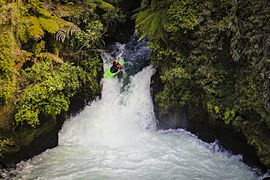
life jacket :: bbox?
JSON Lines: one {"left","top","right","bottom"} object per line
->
{"left": 116, "top": 63, "right": 122, "bottom": 68}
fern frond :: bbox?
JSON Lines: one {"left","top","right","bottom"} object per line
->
{"left": 63, "top": 23, "right": 80, "bottom": 36}
{"left": 37, "top": 52, "right": 63, "bottom": 64}
{"left": 55, "top": 19, "right": 80, "bottom": 42}
{"left": 33, "top": 6, "right": 52, "bottom": 17}
{"left": 138, "top": 32, "right": 147, "bottom": 41}
{"left": 135, "top": 9, "right": 154, "bottom": 28}
{"left": 28, "top": 16, "right": 44, "bottom": 40}
{"left": 135, "top": 8, "right": 168, "bottom": 42}
{"left": 39, "top": 17, "right": 59, "bottom": 34}
{"left": 98, "top": 1, "right": 115, "bottom": 11}
{"left": 150, "top": 10, "right": 162, "bottom": 34}
{"left": 55, "top": 30, "right": 66, "bottom": 43}
{"left": 133, "top": 9, "right": 150, "bottom": 22}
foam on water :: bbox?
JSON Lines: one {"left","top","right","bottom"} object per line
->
{"left": 6, "top": 43, "right": 262, "bottom": 180}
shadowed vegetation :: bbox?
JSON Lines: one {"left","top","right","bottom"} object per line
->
{"left": 134, "top": 0, "right": 270, "bottom": 168}
{"left": 0, "top": 0, "right": 125, "bottom": 159}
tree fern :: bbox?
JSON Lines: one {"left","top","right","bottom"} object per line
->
{"left": 55, "top": 30, "right": 66, "bottom": 43}
{"left": 27, "top": 16, "right": 44, "bottom": 40}
{"left": 30, "top": 1, "right": 52, "bottom": 18}
{"left": 39, "top": 17, "right": 59, "bottom": 34}
{"left": 54, "top": 18, "right": 80, "bottom": 42}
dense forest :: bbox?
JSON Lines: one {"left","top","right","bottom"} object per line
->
{"left": 134, "top": 0, "right": 270, "bottom": 168}
{"left": 1, "top": 0, "right": 270, "bottom": 170}
{"left": 0, "top": 0, "right": 125, "bottom": 166}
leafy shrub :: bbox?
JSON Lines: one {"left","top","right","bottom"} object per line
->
{"left": 0, "top": 138, "right": 14, "bottom": 153}
{"left": 15, "top": 61, "right": 82, "bottom": 127}
{"left": 0, "top": 32, "right": 17, "bottom": 104}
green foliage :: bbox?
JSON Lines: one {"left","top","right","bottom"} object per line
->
{"left": 0, "top": 32, "right": 17, "bottom": 104}
{"left": 27, "top": 16, "right": 44, "bottom": 40}
{"left": 156, "top": 67, "right": 192, "bottom": 114}
{"left": 141, "top": 0, "right": 270, "bottom": 168}
{"left": 0, "top": 79, "right": 16, "bottom": 105}
{"left": 0, "top": 0, "right": 123, "bottom": 130}
{"left": 134, "top": 8, "right": 168, "bottom": 42}
{"left": 36, "top": 52, "right": 64, "bottom": 63}
{"left": 0, "top": 138, "right": 14, "bottom": 153}
{"left": 15, "top": 61, "right": 82, "bottom": 127}
{"left": 166, "top": 0, "right": 201, "bottom": 32}
{"left": 55, "top": 22, "right": 80, "bottom": 42}
{"left": 134, "top": 0, "right": 202, "bottom": 42}
{"left": 144, "top": 0, "right": 270, "bottom": 158}
{"left": 33, "top": 40, "right": 46, "bottom": 54}
{"left": 75, "top": 20, "right": 104, "bottom": 49}
{"left": 39, "top": 17, "right": 60, "bottom": 34}
{"left": 0, "top": 2, "right": 20, "bottom": 26}
{"left": 98, "top": 1, "right": 115, "bottom": 11}
{"left": 18, "top": 22, "right": 30, "bottom": 43}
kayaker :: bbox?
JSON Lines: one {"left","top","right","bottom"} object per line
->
{"left": 110, "top": 60, "right": 122, "bottom": 73}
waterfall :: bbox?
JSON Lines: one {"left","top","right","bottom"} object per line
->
{"left": 6, "top": 40, "right": 261, "bottom": 180}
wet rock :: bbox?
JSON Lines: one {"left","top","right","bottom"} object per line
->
{"left": 151, "top": 70, "right": 268, "bottom": 174}
{"left": 0, "top": 161, "right": 7, "bottom": 169}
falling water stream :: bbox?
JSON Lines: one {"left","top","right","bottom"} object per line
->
{"left": 4, "top": 39, "right": 263, "bottom": 179}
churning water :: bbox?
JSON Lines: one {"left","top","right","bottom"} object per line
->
{"left": 5, "top": 40, "right": 262, "bottom": 179}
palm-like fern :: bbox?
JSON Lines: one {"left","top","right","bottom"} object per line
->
{"left": 55, "top": 19, "right": 80, "bottom": 42}
{"left": 134, "top": 8, "right": 169, "bottom": 42}
{"left": 39, "top": 17, "right": 60, "bottom": 34}
{"left": 22, "top": 0, "right": 80, "bottom": 42}
{"left": 28, "top": 16, "right": 44, "bottom": 40}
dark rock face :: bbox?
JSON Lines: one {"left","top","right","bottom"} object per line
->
{"left": 0, "top": 161, "right": 7, "bottom": 169}
{"left": 151, "top": 71, "right": 268, "bottom": 174}
{"left": 0, "top": 120, "right": 59, "bottom": 168}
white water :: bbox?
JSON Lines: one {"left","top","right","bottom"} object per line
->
{"left": 9, "top": 46, "right": 260, "bottom": 180}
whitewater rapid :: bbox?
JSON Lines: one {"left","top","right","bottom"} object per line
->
{"left": 6, "top": 43, "right": 261, "bottom": 180}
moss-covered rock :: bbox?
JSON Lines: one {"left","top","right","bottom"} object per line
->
{"left": 141, "top": 0, "right": 270, "bottom": 170}
{"left": 0, "top": 0, "right": 125, "bottom": 168}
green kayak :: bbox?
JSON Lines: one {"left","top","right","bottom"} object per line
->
{"left": 103, "top": 59, "right": 125, "bottom": 78}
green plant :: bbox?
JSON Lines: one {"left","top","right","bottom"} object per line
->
{"left": 0, "top": 138, "right": 14, "bottom": 153}
{"left": 15, "top": 61, "right": 82, "bottom": 127}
